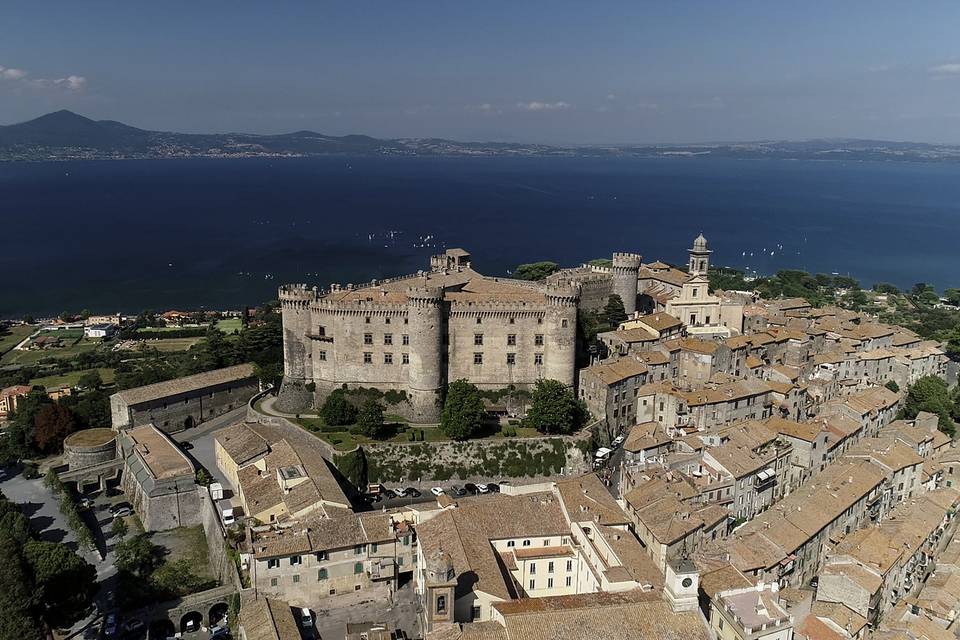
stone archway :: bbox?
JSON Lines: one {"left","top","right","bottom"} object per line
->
{"left": 183, "top": 416, "right": 196, "bottom": 430}
{"left": 180, "top": 611, "right": 203, "bottom": 634}
{"left": 208, "top": 602, "right": 229, "bottom": 627}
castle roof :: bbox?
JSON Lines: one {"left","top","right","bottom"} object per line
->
{"left": 112, "top": 363, "right": 256, "bottom": 406}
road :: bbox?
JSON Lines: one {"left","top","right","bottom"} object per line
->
{"left": 171, "top": 406, "right": 248, "bottom": 493}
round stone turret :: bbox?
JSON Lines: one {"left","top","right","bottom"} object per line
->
{"left": 276, "top": 284, "right": 317, "bottom": 413}
{"left": 406, "top": 286, "right": 445, "bottom": 421}
{"left": 611, "top": 252, "right": 642, "bottom": 316}
{"left": 543, "top": 283, "right": 580, "bottom": 387}
{"left": 64, "top": 428, "right": 117, "bottom": 471}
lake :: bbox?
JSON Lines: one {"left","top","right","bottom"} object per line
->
{"left": 1, "top": 155, "right": 958, "bottom": 317}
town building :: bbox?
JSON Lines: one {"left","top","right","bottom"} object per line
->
{"left": 710, "top": 582, "right": 794, "bottom": 640}
{"left": 0, "top": 384, "right": 31, "bottom": 420}
{"left": 110, "top": 363, "right": 259, "bottom": 432}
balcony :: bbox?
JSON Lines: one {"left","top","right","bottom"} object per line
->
{"left": 306, "top": 333, "right": 334, "bottom": 342}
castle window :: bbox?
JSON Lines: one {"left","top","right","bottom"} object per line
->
{"left": 293, "top": 574, "right": 300, "bottom": 583}
{"left": 384, "top": 334, "right": 393, "bottom": 345}
{"left": 537, "top": 317, "right": 543, "bottom": 324}
{"left": 547, "top": 578, "right": 554, "bottom": 588}
{"left": 534, "top": 334, "right": 544, "bottom": 346}
{"left": 548, "top": 561, "right": 554, "bottom": 573}
{"left": 476, "top": 317, "right": 482, "bottom": 325}
{"left": 355, "top": 544, "right": 365, "bottom": 555}
{"left": 506, "top": 353, "right": 515, "bottom": 365}
{"left": 507, "top": 334, "right": 516, "bottom": 346}
{"left": 534, "top": 353, "right": 543, "bottom": 366}
{"left": 436, "top": 595, "right": 447, "bottom": 614}
{"left": 317, "top": 551, "right": 328, "bottom": 561}
{"left": 363, "top": 352, "right": 372, "bottom": 364}
{"left": 385, "top": 317, "right": 390, "bottom": 324}
{"left": 354, "top": 562, "right": 363, "bottom": 574}
{"left": 474, "top": 353, "right": 483, "bottom": 365}
{"left": 562, "top": 319, "right": 568, "bottom": 328}
{"left": 530, "top": 563, "right": 536, "bottom": 575}
{"left": 404, "top": 318, "right": 408, "bottom": 324}
{"left": 507, "top": 540, "right": 515, "bottom": 548}
{"left": 318, "top": 568, "right": 328, "bottom": 580}
{"left": 566, "top": 560, "right": 572, "bottom": 572}
{"left": 402, "top": 353, "right": 409, "bottom": 365}
{"left": 365, "top": 317, "right": 371, "bottom": 324}
{"left": 270, "top": 577, "right": 278, "bottom": 587}
{"left": 529, "top": 579, "right": 535, "bottom": 590}
{"left": 318, "top": 325, "right": 326, "bottom": 336}
{"left": 267, "top": 559, "right": 280, "bottom": 569}
{"left": 566, "top": 576, "right": 572, "bottom": 587}
{"left": 692, "top": 288, "right": 698, "bottom": 298}
{"left": 364, "top": 333, "right": 373, "bottom": 345}
{"left": 384, "top": 353, "right": 393, "bottom": 364}
{"left": 523, "top": 540, "right": 531, "bottom": 547}
{"left": 509, "top": 317, "right": 515, "bottom": 324}
{"left": 474, "top": 333, "right": 483, "bottom": 346}
{"left": 290, "top": 555, "right": 302, "bottom": 566}
{"left": 319, "top": 350, "right": 326, "bottom": 361}
{"left": 402, "top": 334, "right": 410, "bottom": 345}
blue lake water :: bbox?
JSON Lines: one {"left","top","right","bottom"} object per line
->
{"left": 1, "top": 156, "right": 958, "bottom": 317}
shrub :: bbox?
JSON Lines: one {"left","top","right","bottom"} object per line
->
{"left": 321, "top": 391, "right": 357, "bottom": 426}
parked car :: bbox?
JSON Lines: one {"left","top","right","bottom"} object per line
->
{"left": 404, "top": 487, "right": 422, "bottom": 498}
{"left": 476, "top": 483, "right": 490, "bottom": 494}
{"left": 103, "top": 613, "right": 118, "bottom": 639}
{"left": 430, "top": 487, "right": 444, "bottom": 497}
{"left": 451, "top": 485, "right": 467, "bottom": 497}
{"left": 299, "top": 607, "right": 313, "bottom": 627}
{"left": 209, "top": 626, "right": 229, "bottom": 638}
{"left": 464, "top": 483, "right": 478, "bottom": 495}
{"left": 486, "top": 483, "right": 500, "bottom": 493}
{"left": 109, "top": 502, "right": 131, "bottom": 515}
{"left": 386, "top": 488, "right": 403, "bottom": 499}
{"left": 612, "top": 435, "right": 625, "bottom": 448}
{"left": 123, "top": 619, "right": 145, "bottom": 635}
{"left": 179, "top": 441, "right": 194, "bottom": 451}
{"left": 111, "top": 505, "right": 133, "bottom": 519}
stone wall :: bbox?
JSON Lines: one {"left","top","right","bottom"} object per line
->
{"left": 122, "top": 474, "right": 202, "bottom": 532}
{"left": 121, "top": 378, "right": 259, "bottom": 434}
{"left": 199, "top": 487, "right": 244, "bottom": 590}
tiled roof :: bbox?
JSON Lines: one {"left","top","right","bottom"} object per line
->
{"left": 112, "top": 363, "right": 255, "bottom": 406}
{"left": 555, "top": 473, "right": 631, "bottom": 527}
{"left": 581, "top": 358, "right": 648, "bottom": 386}
{"left": 215, "top": 421, "right": 270, "bottom": 466}
{"left": 124, "top": 424, "right": 194, "bottom": 480}
{"left": 239, "top": 595, "right": 301, "bottom": 640}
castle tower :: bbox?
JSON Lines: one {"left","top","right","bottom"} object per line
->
{"left": 276, "top": 284, "right": 318, "bottom": 413}
{"left": 423, "top": 550, "right": 458, "bottom": 632}
{"left": 663, "top": 556, "right": 700, "bottom": 613}
{"left": 406, "top": 286, "right": 445, "bottom": 421}
{"left": 543, "top": 283, "right": 580, "bottom": 387}
{"left": 688, "top": 233, "right": 712, "bottom": 276}
{"left": 611, "top": 252, "right": 642, "bottom": 317}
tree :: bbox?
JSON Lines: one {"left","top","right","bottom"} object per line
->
{"left": 526, "top": 379, "right": 588, "bottom": 435}
{"left": 602, "top": 295, "right": 628, "bottom": 328}
{"left": 900, "top": 376, "right": 957, "bottom": 437}
{"left": 0, "top": 534, "right": 39, "bottom": 640}
{"left": 23, "top": 540, "right": 97, "bottom": 629}
{"left": 321, "top": 391, "right": 358, "bottom": 426}
{"left": 114, "top": 534, "right": 161, "bottom": 577}
{"left": 111, "top": 516, "right": 128, "bottom": 540}
{"left": 195, "top": 468, "right": 214, "bottom": 486}
{"left": 440, "top": 380, "right": 485, "bottom": 441}
{"left": 944, "top": 288, "right": 960, "bottom": 307}
{"left": 32, "top": 404, "right": 78, "bottom": 454}
{"left": 356, "top": 400, "right": 387, "bottom": 439}
{"left": 873, "top": 282, "right": 900, "bottom": 295}
{"left": 76, "top": 370, "right": 103, "bottom": 391}
{"left": 513, "top": 261, "right": 559, "bottom": 281}
{"left": 884, "top": 380, "right": 900, "bottom": 394}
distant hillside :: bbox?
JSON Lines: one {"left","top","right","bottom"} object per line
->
{"left": 3, "top": 110, "right": 960, "bottom": 162}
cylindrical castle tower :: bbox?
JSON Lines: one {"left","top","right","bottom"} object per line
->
{"left": 611, "top": 252, "right": 642, "bottom": 317}
{"left": 543, "top": 283, "right": 581, "bottom": 387}
{"left": 276, "top": 284, "right": 317, "bottom": 412}
{"left": 406, "top": 286, "right": 445, "bottom": 421}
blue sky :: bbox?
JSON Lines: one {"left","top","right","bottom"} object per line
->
{"left": 2, "top": 1, "right": 960, "bottom": 143}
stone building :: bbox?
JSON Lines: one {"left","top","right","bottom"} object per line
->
{"left": 278, "top": 249, "right": 580, "bottom": 420}
{"left": 117, "top": 423, "right": 201, "bottom": 531}
{"left": 110, "top": 363, "right": 259, "bottom": 433}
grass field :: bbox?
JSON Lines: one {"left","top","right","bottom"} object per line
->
{"left": 136, "top": 325, "right": 206, "bottom": 334}
{"left": 143, "top": 337, "right": 202, "bottom": 352}
{"left": 30, "top": 367, "right": 116, "bottom": 390}
{"left": 0, "top": 325, "right": 35, "bottom": 355}
{"left": 0, "top": 338, "right": 102, "bottom": 365}
{"left": 214, "top": 318, "right": 242, "bottom": 334}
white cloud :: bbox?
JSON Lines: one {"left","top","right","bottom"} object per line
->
{"left": 0, "top": 66, "right": 28, "bottom": 80}
{"left": 516, "top": 101, "right": 570, "bottom": 111}
{"left": 466, "top": 103, "right": 501, "bottom": 115}
{"left": 0, "top": 64, "right": 87, "bottom": 91}
{"left": 930, "top": 63, "right": 960, "bottom": 74}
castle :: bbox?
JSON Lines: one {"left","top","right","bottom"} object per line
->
{"left": 278, "top": 249, "right": 582, "bottom": 421}
{"left": 277, "top": 237, "right": 740, "bottom": 421}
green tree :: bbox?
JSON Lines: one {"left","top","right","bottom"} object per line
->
{"left": 195, "top": 468, "right": 214, "bottom": 486}
{"left": 0, "top": 534, "right": 39, "bottom": 640}
{"left": 526, "top": 379, "right": 588, "bottom": 435}
{"left": 356, "top": 400, "right": 387, "bottom": 439}
{"left": 23, "top": 540, "right": 97, "bottom": 629}
{"left": 321, "top": 391, "right": 357, "bottom": 426}
{"left": 440, "top": 380, "right": 485, "bottom": 441}
{"left": 114, "top": 534, "right": 161, "bottom": 577}
{"left": 900, "top": 376, "right": 957, "bottom": 437}
{"left": 76, "top": 370, "right": 103, "bottom": 390}
{"left": 111, "top": 516, "right": 128, "bottom": 540}
{"left": 602, "top": 295, "right": 628, "bottom": 328}
{"left": 873, "top": 282, "right": 900, "bottom": 295}
{"left": 513, "top": 261, "right": 559, "bottom": 281}
{"left": 944, "top": 288, "right": 960, "bottom": 306}
{"left": 884, "top": 380, "right": 900, "bottom": 394}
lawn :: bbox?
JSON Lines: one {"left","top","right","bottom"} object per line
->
{"left": 0, "top": 325, "right": 35, "bottom": 355}
{"left": 0, "top": 337, "right": 102, "bottom": 365}
{"left": 150, "top": 525, "right": 215, "bottom": 581}
{"left": 214, "top": 318, "right": 243, "bottom": 334}
{"left": 29, "top": 367, "right": 116, "bottom": 390}
{"left": 141, "top": 337, "right": 203, "bottom": 352}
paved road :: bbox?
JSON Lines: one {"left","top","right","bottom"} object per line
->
{"left": 171, "top": 407, "right": 248, "bottom": 494}
{"left": 0, "top": 467, "right": 77, "bottom": 547}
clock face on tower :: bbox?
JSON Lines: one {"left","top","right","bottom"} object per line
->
{"left": 681, "top": 577, "right": 693, "bottom": 588}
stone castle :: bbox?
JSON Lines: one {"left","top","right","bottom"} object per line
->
{"left": 277, "top": 237, "right": 738, "bottom": 421}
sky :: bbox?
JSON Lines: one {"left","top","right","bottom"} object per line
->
{"left": 2, "top": 1, "right": 960, "bottom": 144}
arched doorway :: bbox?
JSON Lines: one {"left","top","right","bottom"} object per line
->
{"left": 183, "top": 416, "right": 196, "bottom": 430}
{"left": 180, "top": 611, "right": 203, "bottom": 634}
{"left": 148, "top": 619, "right": 174, "bottom": 640}
{"left": 209, "top": 602, "right": 229, "bottom": 627}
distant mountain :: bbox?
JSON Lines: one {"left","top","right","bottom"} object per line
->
{"left": 3, "top": 110, "right": 960, "bottom": 162}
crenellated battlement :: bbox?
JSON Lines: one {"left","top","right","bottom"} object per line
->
{"left": 545, "top": 283, "right": 582, "bottom": 306}
{"left": 406, "top": 286, "right": 445, "bottom": 307}
{"left": 612, "top": 252, "right": 643, "bottom": 270}
{"left": 278, "top": 284, "right": 318, "bottom": 307}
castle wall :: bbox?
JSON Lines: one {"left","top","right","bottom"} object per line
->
{"left": 122, "top": 379, "right": 258, "bottom": 434}
{"left": 446, "top": 308, "right": 548, "bottom": 389}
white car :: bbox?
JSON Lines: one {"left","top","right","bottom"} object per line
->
{"left": 612, "top": 435, "right": 625, "bottom": 448}
{"left": 476, "top": 484, "right": 490, "bottom": 494}
{"left": 431, "top": 487, "right": 445, "bottom": 497}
